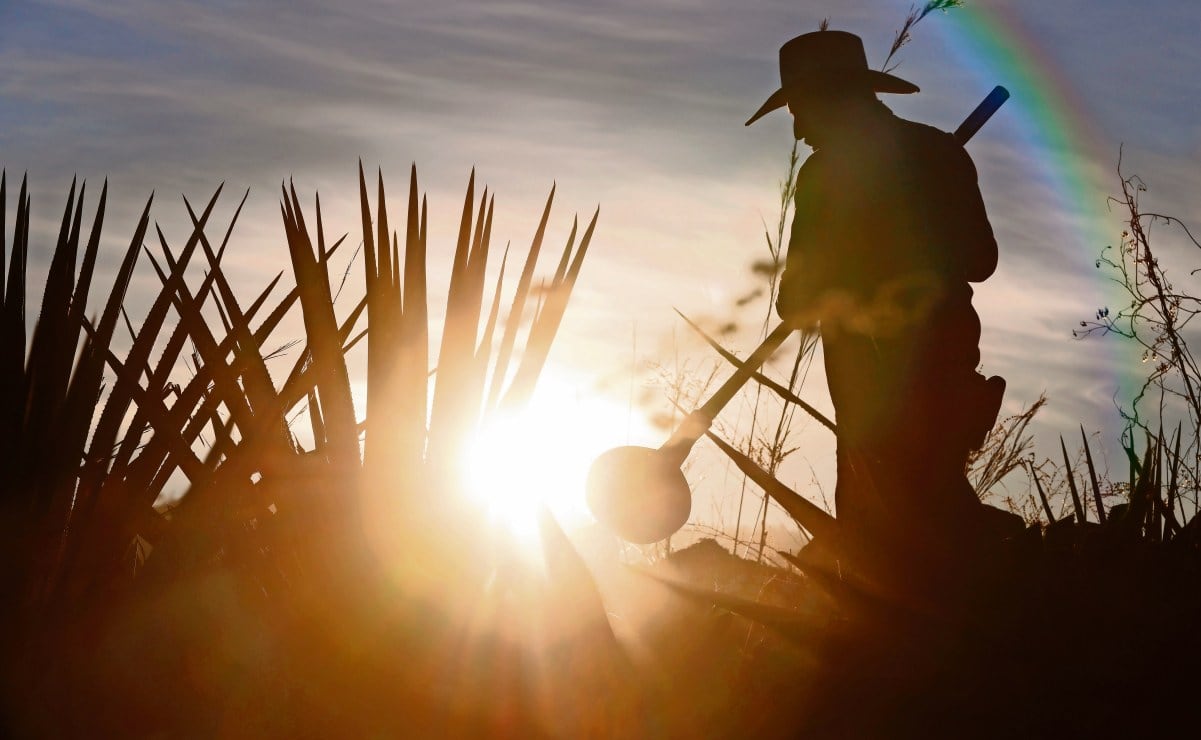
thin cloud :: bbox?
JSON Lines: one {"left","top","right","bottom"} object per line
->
{"left": 2, "top": 0, "right": 1199, "bottom": 483}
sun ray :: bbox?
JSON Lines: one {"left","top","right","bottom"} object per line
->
{"left": 461, "top": 367, "right": 658, "bottom": 549}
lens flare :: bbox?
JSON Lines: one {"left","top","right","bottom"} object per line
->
{"left": 461, "top": 369, "right": 658, "bottom": 547}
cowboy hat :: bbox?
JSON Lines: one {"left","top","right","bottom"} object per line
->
{"left": 745, "top": 30, "right": 919, "bottom": 126}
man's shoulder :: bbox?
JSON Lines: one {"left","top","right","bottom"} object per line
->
{"left": 891, "top": 115, "right": 960, "bottom": 151}
{"left": 795, "top": 147, "right": 833, "bottom": 189}
{"left": 890, "top": 115, "right": 978, "bottom": 180}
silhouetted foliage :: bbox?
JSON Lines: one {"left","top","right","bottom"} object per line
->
{"left": 1078, "top": 155, "right": 1201, "bottom": 515}
{"left": 0, "top": 169, "right": 629, "bottom": 738}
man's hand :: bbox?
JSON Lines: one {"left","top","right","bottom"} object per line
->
{"left": 775, "top": 281, "right": 820, "bottom": 331}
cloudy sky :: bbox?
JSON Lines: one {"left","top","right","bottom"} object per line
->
{"left": 3, "top": 0, "right": 1199, "bottom": 534}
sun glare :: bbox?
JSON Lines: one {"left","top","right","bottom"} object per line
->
{"left": 462, "top": 369, "right": 657, "bottom": 546}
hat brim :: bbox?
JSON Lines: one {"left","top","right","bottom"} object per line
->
{"left": 744, "top": 70, "right": 919, "bottom": 126}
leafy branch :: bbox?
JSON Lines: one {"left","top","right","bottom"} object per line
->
{"left": 880, "top": 1, "right": 965, "bottom": 73}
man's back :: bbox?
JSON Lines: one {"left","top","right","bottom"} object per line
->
{"left": 778, "top": 107, "right": 997, "bottom": 346}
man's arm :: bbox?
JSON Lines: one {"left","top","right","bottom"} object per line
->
{"left": 943, "top": 138, "right": 998, "bottom": 283}
{"left": 775, "top": 157, "right": 827, "bottom": 328}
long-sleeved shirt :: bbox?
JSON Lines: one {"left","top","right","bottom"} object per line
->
{"left": 776, "top": 107, "right": 998, "bottom": 440}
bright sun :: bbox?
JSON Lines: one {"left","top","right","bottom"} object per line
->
{"left": 461, "top": 369, "right": 656, "bottom": 544}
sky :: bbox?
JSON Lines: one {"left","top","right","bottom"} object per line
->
{"left": 2, "top": 0, "right": 1200, "bottom": 543}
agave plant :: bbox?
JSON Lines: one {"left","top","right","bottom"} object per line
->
{"left": 0, "top": 166, "right": 630, "bottom": 737}
{"left": 0, "top": 173, "right": 153, "bottom": 615}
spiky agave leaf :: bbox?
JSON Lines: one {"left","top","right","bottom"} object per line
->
{"left": 62, "top": 192, "right": 311, "bottom": 588}
{"left": 360, "top": 166, "right": 430, "bottom": 477}
{"left": 19, "top": 178, "right": 86, "bottom": 519}
{"left": 704, "top": 429, "right": 839, "bottom": 544}
{"left": 0, "top": 175, "right": 30, "bottom": 481}
{"left": 375, "top": 170, "right": 395, "bottom": 321}
{"left": 80, "top": 188, "right": 219, "bottom": 500}
{"left": 64, "top": 180, "right": 107, "bottom": 382}
{"left": 474, "top": 244, "right": 509, "bottom": 376}
{"left": 143, "top": 222, "right": 262, "bottom": 455}
{"left": 109, "top": 269, "right": 296, "bottom": 509}
{"left": 395, "top": 168, "right": 429, "bottom": 471}
{"left": 17, "top": 187, "right": 153, "bottom": 604}
{"left": 1079, "top": 426, "right": 1106, "bottom": 524}
{"left": 485, "top": 184, "right": 554, "bottom": 411}
{"left": 456, "top": 194, "right": 499, "bottom": 415}
{"left": 427, "top": 174, "right": 492, "bottom": 469}
{"left": 84, "top": 327, "right": 211, "bottom": 483}
{"left": 0, "top": 173, "right": 5, "bottom": 308}
{"left": 187, "top": 192, "right": 274, "bottom": 397}
{"left": 108, "top": 268, "right": 284, "bottom": 482}
{"left": 308, "top": 388, "right": 327, "bottom": 452}
{"left": 275, "top": 296, "right": 368, "bottom": 416}
{"left": 630, "top": 566, "right": 820, "bottom": 645}
{"left": 47, "top": 194, "right": 156, "bottom": 594}
{"left": 674, "top": 309, "right": 835, "bottom": 433}
{"left": 281, "top": 181, "right": 358, "bottom": 468}
{"left": 538, "top": 505, "right": 619, "bottom": 643}
{"left": 186, "top": 194, "right": 297, "bottom": 478}
{"left": 1029, "top": 462, "right": 1056, "bottom": 523}
{"left": 0, "top": 174, "right": 30, "bottom": 609}
{"left": 1123, "top": 434, "right": 1161, "bottom": 539}
{"left": 1149, "top": 429, "right": 1165, "bottom": 540}
{"left": 21, "top": 178, "right": 81, "bottom": 435}
{"left": 360, "top": 163, "right": 393, "bottom": 471}
{"left": 1162, "top": 423, "right": 1183, "bottom": 539}
{"left": 500, "top": 206, "right": 599, "bottom": 410}
{"left": 1059, "top": 436, "right": 1087, "bottom": 524}
{"left": 70, "top": 213, "right": 237, "bottom": 550}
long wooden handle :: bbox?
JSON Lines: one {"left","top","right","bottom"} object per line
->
{"left": 954, "top": 86, "right": 1009, "bottom": 145}
{"left": 661, "top": 322, "right": 794, "bottom": 460}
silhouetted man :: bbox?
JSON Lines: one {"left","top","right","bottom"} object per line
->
{"left": 746, "top": 30, "right": 1006, "bottom": 586}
